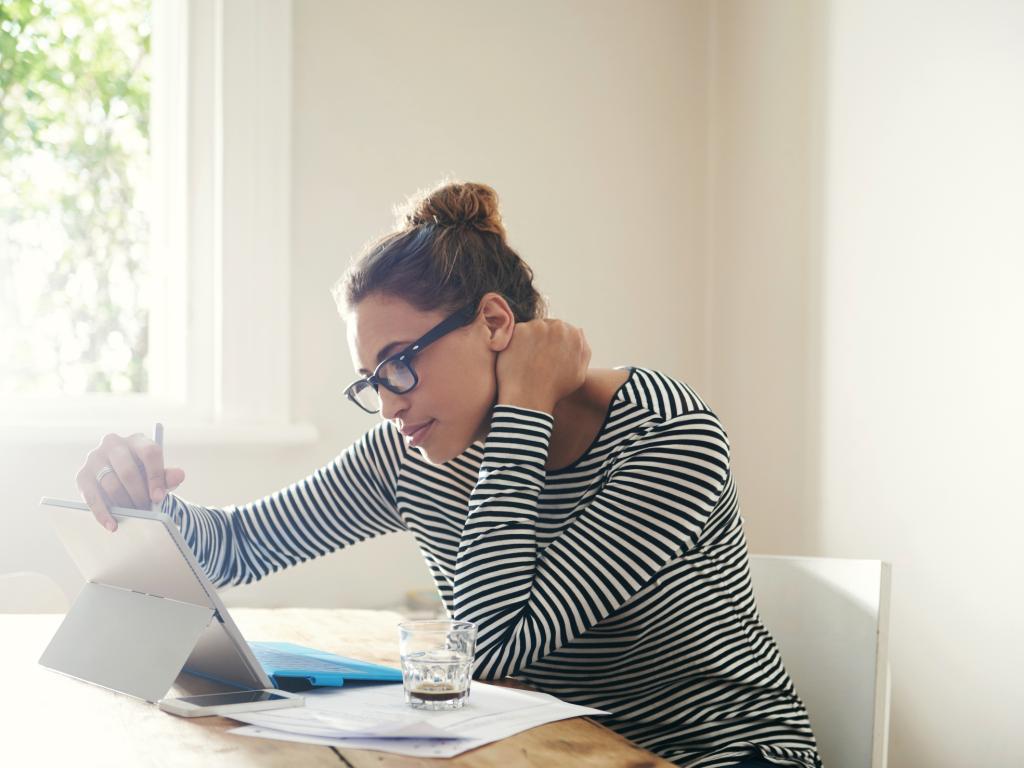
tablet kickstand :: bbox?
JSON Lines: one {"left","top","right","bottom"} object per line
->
{"left": 38, "top": 581, "right": 214, "bottom": 703}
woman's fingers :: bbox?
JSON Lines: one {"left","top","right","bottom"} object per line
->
{"left": 78, "top": 477, "right": 116, "bottom": 532}
{"left": 497, "top": 318, "right": 591, "bottom": 407}
{"left": 77, "top": 453, "right": 131, "bottom": 528}
{"left": 107, "top": 441, "right": 151, "bottom": 509}
{"left": 75, "top": 433, "right": 186, "bottom": 532}
{"left": 127, "top": 433, "right": 168, "bottom": 503}
{"left": 97, "top": 464, "right": 134, "bottom": 509}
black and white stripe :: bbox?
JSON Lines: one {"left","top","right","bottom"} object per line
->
{"left": 168, "top": 367, "right": 820, "bottom": 768}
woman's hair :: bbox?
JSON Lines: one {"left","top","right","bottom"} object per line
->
{"left": 335, "top": 179, "right": 546, "bottom": 321}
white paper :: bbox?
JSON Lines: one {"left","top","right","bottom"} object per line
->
{"left": 227, "top": 681, "right": 611, "bottom": 758}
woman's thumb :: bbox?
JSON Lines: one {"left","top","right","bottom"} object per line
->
{"left": 163, "top": 467, "right": 186, "bottom": 490}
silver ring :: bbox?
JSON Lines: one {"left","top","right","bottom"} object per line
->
{"left": 95, "top": 465, "right": 115, "bottom": 483}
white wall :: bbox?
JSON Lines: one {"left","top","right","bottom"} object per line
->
{"left": 0, "top": 0, "right": 711, "bottom": 610}
{"left": 821, "top": 2, "right": 1023, "bottom": 765}
{"left": 711, "top": 1, "right": 1024, "bottom": 766}
{"left": 707, "top": 0, "right": 826, "bottom": 553}
{"left": 290, "top": 0, "right": 711, "bottom": 389}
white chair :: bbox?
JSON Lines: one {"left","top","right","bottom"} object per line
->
{"left": 0, "top": 570, "right": 71, "bottom": 613}
{"left": 748, "top": 555, "right": 892, "bottom": 768}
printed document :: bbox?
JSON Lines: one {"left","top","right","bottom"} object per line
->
{"left": 228, "top": 680, "right": 610, "bottom": 758}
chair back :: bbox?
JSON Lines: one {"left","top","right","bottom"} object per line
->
{"left": 748, "top": 555, "right": 891, "bottom": 768}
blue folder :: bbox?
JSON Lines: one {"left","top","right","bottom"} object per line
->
{"left": 248, "top": 641, "right": 403, "bottom": 689}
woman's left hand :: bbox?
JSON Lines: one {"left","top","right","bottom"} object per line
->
{"left": 495, "top": 318, "right": 591, "bottom": 413}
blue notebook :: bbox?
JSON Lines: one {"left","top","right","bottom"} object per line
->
{"left": 248, "top": 641, "right": 403, "bottom": 689}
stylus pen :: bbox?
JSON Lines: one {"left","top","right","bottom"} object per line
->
{"left": 153, "top": 422, "right": 164, "bottom": 514}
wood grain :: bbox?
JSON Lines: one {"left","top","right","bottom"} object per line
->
{"left": 1, "top": 609, "right": 673, "bottom": 767}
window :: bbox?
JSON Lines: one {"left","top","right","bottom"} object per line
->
{"left": 1, "top": 0, "right": 154, "bottom": 396}
{"left": 0, "top": 0, "right": 313, "bottom": 443}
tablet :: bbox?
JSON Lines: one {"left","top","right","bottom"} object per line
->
{"left": 39, "top": 497, "right": 273, "bottom": 697}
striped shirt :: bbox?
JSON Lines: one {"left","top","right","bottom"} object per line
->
{"left": 167, "top": 366, "right": 820, "bottom": 767}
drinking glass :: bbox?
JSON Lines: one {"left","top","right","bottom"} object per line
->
{"left": 398, "top": 619, "right": 478, "bottom": 710}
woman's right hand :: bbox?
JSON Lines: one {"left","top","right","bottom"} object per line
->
{"left": 75, "top": 433, "right": 186, "bottom": 533}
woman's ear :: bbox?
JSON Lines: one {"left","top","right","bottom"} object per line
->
{"left": 477, "top": 292, "right": 516, "bottom": 352}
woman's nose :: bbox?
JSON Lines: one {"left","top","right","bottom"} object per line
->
{"left": 378, "top": 387, "right": 410, "bottom": 421}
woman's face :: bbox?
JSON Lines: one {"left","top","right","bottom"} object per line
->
{"left": 346, "top": 292, "right": 512, "bottom": 464}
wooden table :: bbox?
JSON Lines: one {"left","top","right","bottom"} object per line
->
{"left": 1, "top": 608, "right": 673, "bottom": 767}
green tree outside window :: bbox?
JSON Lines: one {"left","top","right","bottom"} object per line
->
{"left": 0, "top": 0, "right": 152, "bottom": 395}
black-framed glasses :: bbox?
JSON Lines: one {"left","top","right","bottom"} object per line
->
{"left": 344, "top": 303, "right": 479, "bottom": 414}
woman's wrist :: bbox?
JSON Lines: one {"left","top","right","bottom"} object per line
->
{"left": 496, "top": 388, "right": 557, "bottom": 415}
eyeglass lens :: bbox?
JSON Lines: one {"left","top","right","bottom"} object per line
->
{"left": 351, "top": 358, "right": 417, "bottom": 411}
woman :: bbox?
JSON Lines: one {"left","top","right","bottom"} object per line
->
{"left": 76, "top": 181, "right": 821, "bottom": 768}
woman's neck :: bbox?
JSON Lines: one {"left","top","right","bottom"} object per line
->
{"left": 545, "top": 368, "right": 630, "bottom": 471}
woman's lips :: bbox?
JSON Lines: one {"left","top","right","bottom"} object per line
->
{"left": 407, "top": 420, "right": 435, "bottom": 447}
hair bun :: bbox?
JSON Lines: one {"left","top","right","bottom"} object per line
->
{"left": 399, "top": 180, "right": 507, "bottom": 239}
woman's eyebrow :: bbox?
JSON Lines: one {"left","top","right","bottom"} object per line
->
{"left": 357, "top": 340, "right": 410, "bottom": 374}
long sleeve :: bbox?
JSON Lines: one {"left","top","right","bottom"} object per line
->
{"left": 165, "top": 421, "right": 407, "bottom": 588}
{"left": 454, "top": 404, "right": 730, "bottom": 680}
